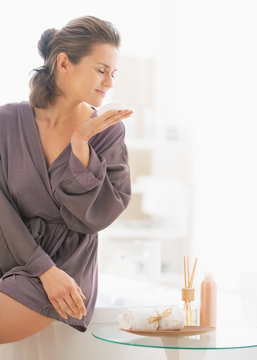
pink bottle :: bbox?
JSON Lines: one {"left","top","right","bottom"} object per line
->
{"left": 200, "top": 273, "right": 217, "bottom": 328}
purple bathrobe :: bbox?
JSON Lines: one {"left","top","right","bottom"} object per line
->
{"left": 0, "top": 101, "right": 131, "bottom": 332}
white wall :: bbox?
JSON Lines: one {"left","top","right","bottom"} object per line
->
{"left": 180, "top": 1, "right": 257, "bottom": 322}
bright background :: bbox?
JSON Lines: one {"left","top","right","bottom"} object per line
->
{"left": 1, "top": 0, "right": 257, "bottom": 327}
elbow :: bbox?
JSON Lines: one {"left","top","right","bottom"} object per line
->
{"left": 122, "top": 192, "right": 131, "bottom": 209}
{"left": 81, "top": 194, "right": 132, "bottom": 234}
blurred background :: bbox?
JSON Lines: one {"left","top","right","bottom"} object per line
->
{"left": 1, "top": 0, "right": 257, "bottom": 327}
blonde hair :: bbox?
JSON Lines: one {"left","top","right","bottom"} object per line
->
{"left": 29, "top": 16, "right": 120, "bottom": 108}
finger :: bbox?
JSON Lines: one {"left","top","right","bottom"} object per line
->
{"left": 113, "top": 109, "right": 133, "bottom": 119}
{"left": 63, "top": 294, "right": 82, "bottom": 319}
{"left": 100, "top": 110, "right": 119, "bottom": 120}
{"left": 119, "top": 110, "right": 133, "bottom": 119}
{"left": 52, "top": 299, "right": 68, "bottom": 320}
{"left": 70, "top": 288, "right": 87, "bottom": 316}
{"left": 97, "top": 112, "right": 133, "bottom": 134}
{"left": 103, "top": 110, "right": 132, "bottom": 122}
{"left": 108, "top": 109, "right": 132, "bottom": 118}
{"left": 58, "top": 298, "right": 77, "bottom": 318}
{"left": 75, "top": 283, "right": 86, "bottom": 301}
{"left": 104, "top": 110, "right": 133, "bottom": 126}
{"left": 101, "top": 109, "right": 133, "bottom": 121}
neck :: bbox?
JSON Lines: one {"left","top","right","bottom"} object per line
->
{"left": 33, "top": 99, "right": 94, "bottom": 129}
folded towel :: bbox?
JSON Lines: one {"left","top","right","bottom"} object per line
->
{"left": 158, "top": 306, "right": 185, "bottom": 330}
{"left": 118, "top": 305, "right": 185, "bottom": 331}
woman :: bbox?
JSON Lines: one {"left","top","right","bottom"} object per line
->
{"left": 0, "top": 15, "right": 132, "bottom": 343}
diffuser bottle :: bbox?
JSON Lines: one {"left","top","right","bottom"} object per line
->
{"left": 181, "top": 287, "right": 198, "bottom": 326}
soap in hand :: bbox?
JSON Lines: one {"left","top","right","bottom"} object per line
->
{"left": 97, "top": 102, "right": 125, "bottom": 116}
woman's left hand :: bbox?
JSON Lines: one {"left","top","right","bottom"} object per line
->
{"left": 39, "top": 266, "right": 87, "bottom": 320}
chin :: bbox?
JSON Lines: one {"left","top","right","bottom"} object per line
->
{"left": 91, "top": 94, "right": 106, "bottom": 107}
{"left": 86, "top": 100, "right": 103, "bottom": 109}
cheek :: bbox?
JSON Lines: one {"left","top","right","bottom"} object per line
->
{"left": 87, "top": 78, "right": 100, "bottom": 93}
{"left": 73, "top": 70, "right": 99, "bottom": 95}
{"left": 78, "top": 78, "right": 93, "bottom": 93}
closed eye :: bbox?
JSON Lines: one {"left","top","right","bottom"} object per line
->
{"left": 98, "top": 70, "right": 115, "bottom": 79}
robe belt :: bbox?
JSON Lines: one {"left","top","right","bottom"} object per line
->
{"left": 23, "top": 217, "right": 65, "bottom": 243}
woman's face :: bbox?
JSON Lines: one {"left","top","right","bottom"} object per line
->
{"left": 58, "top": 43, "right": 119, "bottom": 107}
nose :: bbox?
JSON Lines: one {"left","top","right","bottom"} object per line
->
{"left": 102, "top": 74, "right": 113, "bottom": 89}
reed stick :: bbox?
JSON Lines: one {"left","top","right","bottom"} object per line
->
{"left": 189, "top": 257, "right": 198, "bottom": 288}
{"left": 184, "top": 256, "right": 187, "bottom": 287}
{"left": 187, "top": 256, "right": 189, "bottom": 287}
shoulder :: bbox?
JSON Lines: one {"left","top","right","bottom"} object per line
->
{"left": 0, "top": 102, "right": 18, "bottom": 120}
{"left": 0, "top": 101, "right": 28, "bottom": 126}
{"left": 0, "top": 103, "right": 19, "bottom": 142}
{"left": 0, "top": 102, "right": 30, "bottom": 147}
{"left": 89, "top": 120, "right": 126, "bottom": 154}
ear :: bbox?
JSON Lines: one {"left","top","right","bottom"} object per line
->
{"left": 56, "top": 52, "right": 72, "bottom": 73}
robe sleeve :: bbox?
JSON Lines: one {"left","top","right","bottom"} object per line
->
{"left": 54, "top": 123, "right": 131, "bottom": 234}
{"left": 0, "top": 158, "right": 55, "bottom": 278}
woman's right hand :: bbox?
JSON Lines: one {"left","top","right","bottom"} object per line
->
{"left": 39, "top": 266, "right": 86, "bottom": 320}
{"left": 71, "top": 109, "right": 133, "bottom": 143}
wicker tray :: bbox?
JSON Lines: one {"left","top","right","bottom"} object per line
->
{"left": 120, "top": 326, "right": 216, "bottom": 337}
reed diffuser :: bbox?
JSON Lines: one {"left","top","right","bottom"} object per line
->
{"left": 182, "top": 256, "right": 198, "bottom": 326}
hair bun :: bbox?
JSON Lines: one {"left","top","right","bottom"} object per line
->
{"left": 38, "top": 28, "right": 57, "bottom": 60}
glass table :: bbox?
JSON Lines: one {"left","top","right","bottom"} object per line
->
{"left": 92, "top": 324, "right": 257, "bottom": 360}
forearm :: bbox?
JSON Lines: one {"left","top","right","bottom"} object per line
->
{"left": 39, "top": 265, "right": 56, "bottom": 282}
{"left": 0, "top": 179, "right": 55, "bottom": 277}
{"left": 55, "top": 139, "right": 131, "bottom": 234}
{"left": 70, "top": 135, "right": 90, "bottom": 168}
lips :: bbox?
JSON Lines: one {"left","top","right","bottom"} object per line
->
{"left": 96, "top": 90, "right": 106, "bottom": 97}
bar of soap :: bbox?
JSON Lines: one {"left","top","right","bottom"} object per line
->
{"left": 97, "top": 102, "right": 124, "bottom": 116}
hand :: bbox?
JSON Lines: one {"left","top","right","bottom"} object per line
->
{"left": 39, "top": 266, "right": 87, "bottom": 320}
{"left": 71, "top": 109, "right": 133, "bottom": 142}
{"left": 70, "top": 109, "right": 133, "bottom": 168}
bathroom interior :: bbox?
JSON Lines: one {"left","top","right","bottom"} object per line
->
{"left": 0, "top": 0, "right": 257, "bottom": 359}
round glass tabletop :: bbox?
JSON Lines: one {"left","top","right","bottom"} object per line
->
{"left": 92, "top": 324, "right": 257, "bottom": 350}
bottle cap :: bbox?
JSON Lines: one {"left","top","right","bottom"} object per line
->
{"left": 181, "top": 288, "right": 195, "bottom": 302}
{"left": 205, "top": 272, "right": 214, "bottom": 279}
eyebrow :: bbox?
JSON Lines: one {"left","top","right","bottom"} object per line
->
{"left": 96, "top": 62, "right": 117, "bottom": 71}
